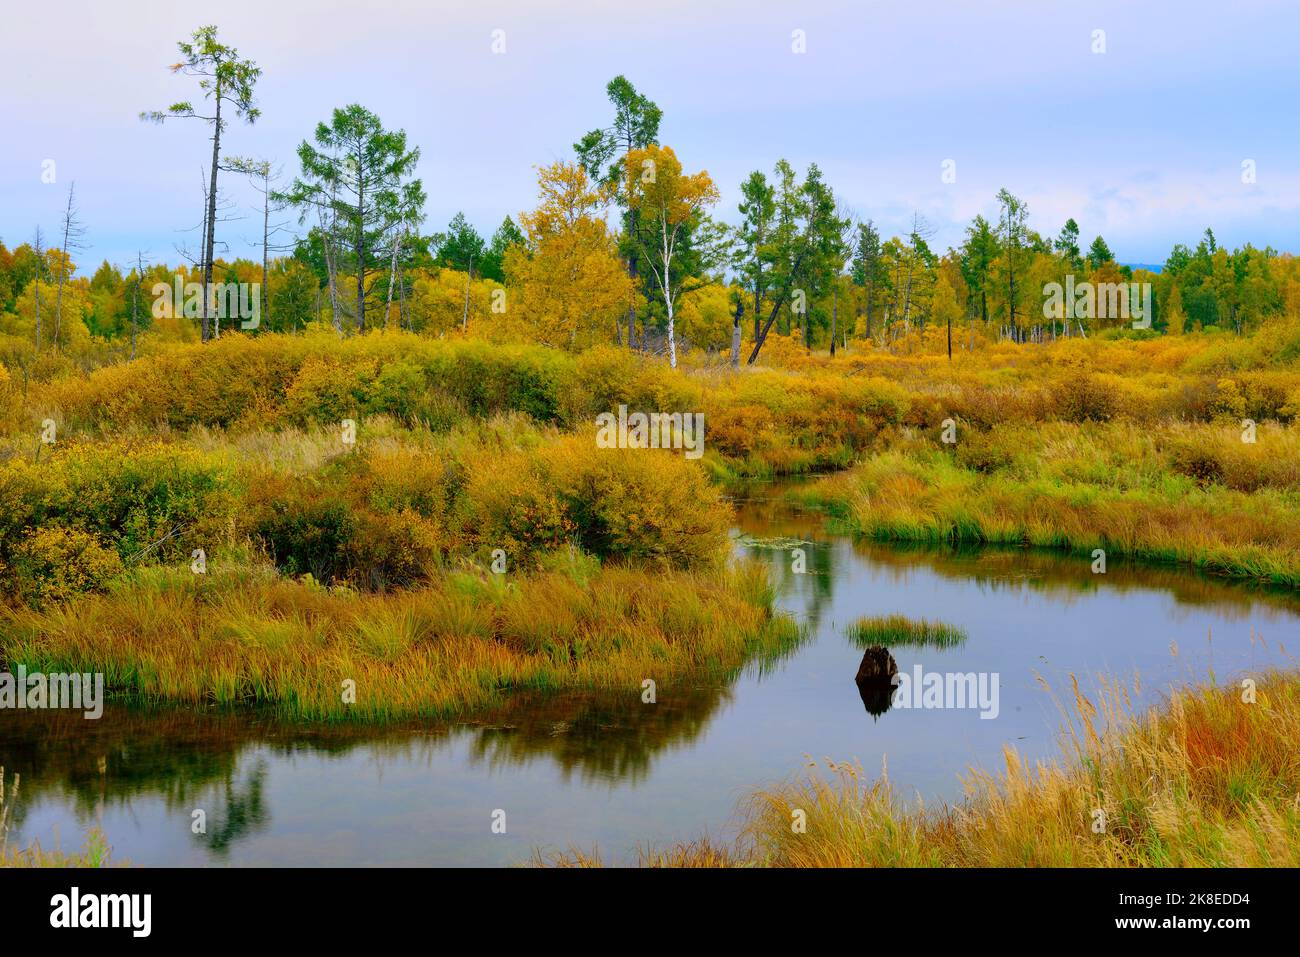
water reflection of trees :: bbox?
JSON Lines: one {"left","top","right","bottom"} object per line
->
{"left": 851, "top": 540, "right": 1300, "bottom": 619}
{"left": 464, "top": 685, "right": 732, "bottom": 784}
{"left": 731, "top": 476, "right": 1300, "bottom": 624}
{"left": 739, "top": 541, "right": 836, "bottom": 631}
{"left": 0, "top": 675, "right": 743, "bottom": 850}
{"left": 200, "top": 760, "right": 270, "bottom": 855}
{"left": 731, "top": 480, "right": 837, "bottom": 629}
{"left": 8, "top": 483, "right": 1294, "bottom": 855}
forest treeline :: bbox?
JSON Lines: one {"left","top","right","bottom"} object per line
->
{"left": 3, "top": 24, "right": 1298, "bottom": 383}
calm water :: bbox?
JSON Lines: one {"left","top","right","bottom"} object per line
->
{"left": 2, "top": 482, "right": 1297, "bottom": 866}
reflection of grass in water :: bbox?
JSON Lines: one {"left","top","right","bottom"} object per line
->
{"left": 850, "top": 539, "right": 1300, "bottom": 620}
{"left": 545, "top": 668, "right": 1300, "bottom": 867}
{"left": 0, "top": 604, "right": 794, "bottom": 814}
{"left": 744, "top": 618, "right": 809, "bottom": 679}
{"left": 468, "top": 685, "right": 737, "bottom": 785}
{"left": 0, "top": 766, "right": 116, "bottom": 868}
{"left": 846, "top": 615, "right": 967, "bottom": 649}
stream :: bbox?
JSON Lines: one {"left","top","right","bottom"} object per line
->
{"left": 2, "top": 480, "right": 1296, "bottom": 865}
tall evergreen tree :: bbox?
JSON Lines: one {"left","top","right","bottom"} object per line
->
{"left": 142, "top": 25, "right": 261, "bottom": 342}
{"left": 279, "top": 104, "right": 424, "bottom": 333}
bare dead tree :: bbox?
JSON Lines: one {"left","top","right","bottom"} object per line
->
{"left": 223, "top": 156, "right": 291, "bottom": 329}
{"left": 129, "top": 250, "right": 151, "bottom": 360}
{"left": 900, "top": 213, "right": 936, "bottom": 332}
{"left": 52, "top": 182, "right": 87, "bottom": 353}
{"left": 30, "top": 226, "right": 46, "bottom": 351}
{"left": 173, "top": 166, "right": 240, "bottom": 337}
{"left": 141, "top": 26, "right": 260, "bottom": 342}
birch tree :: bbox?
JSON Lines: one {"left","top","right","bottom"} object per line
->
{"left": 438, "top": 213, "right": 485, "bottom": 333}
{"left": 623, "top": 145, "right": 718, "bottom": 368}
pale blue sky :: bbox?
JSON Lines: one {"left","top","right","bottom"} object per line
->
{"left": 2, "top": 0, "right": 1297, "bottom": 270}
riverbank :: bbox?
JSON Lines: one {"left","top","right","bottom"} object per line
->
{"left": 5, "top": 328, "right": 1300, "bottom": 725}
{"left": 794, "top": 420, "right": 1300, "bottom": 586}
{"left": 3, "top": 560, "right": 797, "bottom": 721}
{"left": 540, "top": 668, "right": 1300, "bottom": 867}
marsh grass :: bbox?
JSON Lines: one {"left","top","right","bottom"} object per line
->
{"left": 542, "top": 669, "right": 1300, "bottom": 867}
{"left": 531, "top": 838, "right": 746, "bottom": 868}
{"left": 3, "top": 560, "right": 800, "bottom": 721}
{"left": 846, "top": 615, "right": 968, "bottom": 649}
{"left": 798, "top": 421, "right": 1300, "bottom": 586}
{"left": 1, "top": 830, "right": 116, "bottom": 868}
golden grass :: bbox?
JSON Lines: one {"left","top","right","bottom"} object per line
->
{"left": 543, "top": 670, "right": 1300, "bottom": 867}
{"left": 2, "top": 560, "right": 800, "bottom": 721}
{"left": 1, "top": 830, "right": 116, "bottom": 868}
{"left": 799, "top": 420, "right": 1300, "bottom": 585}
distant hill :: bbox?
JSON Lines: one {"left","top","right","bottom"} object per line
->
{"left": 1121, "top": 263, "right": 1164, "bottom": 274}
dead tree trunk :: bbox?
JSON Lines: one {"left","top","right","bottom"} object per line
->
{"left": 730, "top": 298, "right": 743, "bottom": 369}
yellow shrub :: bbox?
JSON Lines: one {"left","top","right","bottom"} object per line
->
{"left": 14, "top": 527, "right": 124, "bottom": 606}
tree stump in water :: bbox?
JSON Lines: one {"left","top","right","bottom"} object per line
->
{"left": 855, "top": 646, "right": 899, "bottom": 718}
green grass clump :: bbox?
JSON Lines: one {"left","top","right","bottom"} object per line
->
{"left": 846, "top": 614, "right": 967, "bottom": 649}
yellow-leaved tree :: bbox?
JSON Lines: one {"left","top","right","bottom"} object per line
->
{"left": 503, "top": 161, "right": 632, "bottom": 351}
{"left": 624, "top": 145, "right": 719, "bottom": 368}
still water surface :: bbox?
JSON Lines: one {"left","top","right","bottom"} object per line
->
{"left": 3, "top": 482, "right": 1296, "bottom": 865}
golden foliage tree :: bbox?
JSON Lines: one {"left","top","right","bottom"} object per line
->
{"left": 503, "top": 162, "right": 633, "bottom": 351}
{"left": 624, "top": 145, "right": 719, "bottom": 368}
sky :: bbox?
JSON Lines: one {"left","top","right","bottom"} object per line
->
{"left": 2, "top": 0, "right": 1298, "bottom": 270}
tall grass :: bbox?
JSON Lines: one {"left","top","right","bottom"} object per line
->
{"left": 798, "top": 421, "right": 1300, "bottom": 585}
{"left": 542, "top": 670, "right": 1300, "bottom": 867}
{"left": 2, "top": 560, "right": 800, "bottom": 721}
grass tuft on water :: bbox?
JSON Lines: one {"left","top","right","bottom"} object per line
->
{"left": 846, "top": 614, "right": 967, "bottom": 649}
